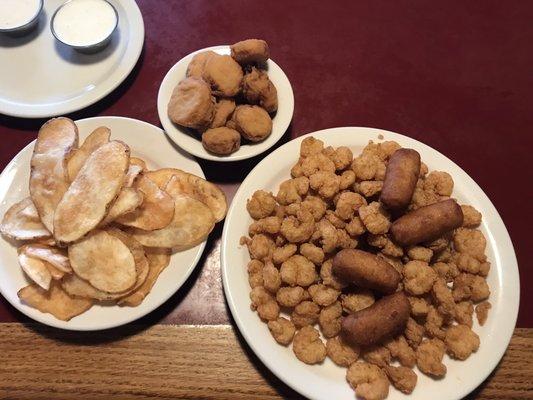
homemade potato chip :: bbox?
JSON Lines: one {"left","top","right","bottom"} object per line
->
{"left": 99, "top": 188, "right": 143, "bottom": 227}
{"left": 0, "top": 197, "right": 51, "bottom": 241}
{"left": 107, "top": 228, "right": 149, "bottom": 279}
{"left": 46, "top": 263, "right": 65, "bottom": 280}
{"left": 124, "top": 164, "right": 143, "bottom": 187}
{"left": 67, "top": 126, "right": 110, "bottom": 182}
{"left": 18, "top": 283, "right": 93, "bottom": 321}
{"left": 18, "top": 252, "right": 52, "bottom": 290}
{"left": 62, "top": 229, "right": 148, "bottom": 300}
{"left": 53, "top": 141, "right": 130, "bottom": 244}
{"left": 129, "top": 193, "right": 214, "bottom": 249}
{"left": 29, "top": 117, "right": 78, "bottom": 232}
{"left": 119, "top": 248, "right": 171, "bottom": 306}
{"left": 68, "top": 230, "right": 137, "bottom": 293}
{"left": 145, "top": 168, "right": 227, "bottom": 222}
{"left": 35, "top": 237, "right": 57, "bottom": 246}
{"left": 20, "top": 244, "right": 71, "bottom": 273}
{"left": 130, "top": 157, "right": 147, "bottom": 170}
{"left": 116, "top": 175, "right": 174, "bottom": 231}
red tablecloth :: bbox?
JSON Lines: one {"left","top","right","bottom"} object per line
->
{"left": 0, "top": 0, "right": 531, "bottom": 326}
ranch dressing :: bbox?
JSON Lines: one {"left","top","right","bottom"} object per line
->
{"left": 53, "top": 0, "right": 117, "bottom": 46}
{"left": 0, "top": 0, "right": 41, "bottom": 29}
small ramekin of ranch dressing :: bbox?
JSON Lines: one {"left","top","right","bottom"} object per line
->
{"left": 0, "top": 0, "right": 43, "bottom": 35}
{"left": 51, "top": 0, "right": 119, "bottom": 53}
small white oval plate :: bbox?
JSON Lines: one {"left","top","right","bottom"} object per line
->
{"left": 221, "top": 127, "right": 520, "bottom": 400}
{"left": 0, "top": 116, "right": 207, "bottom": 331}
{"left": 0, "top": 0, "right": 144, "bottom": 118}
{"left": 157, "top": 45, "right": 294, "bottom": 162}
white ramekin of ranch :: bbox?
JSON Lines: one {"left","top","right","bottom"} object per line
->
{"left": 0, "top": 0, "right": 43, "bottom": 35}
{"left": 51, "top": 0, "right": 119, "bottom": 53}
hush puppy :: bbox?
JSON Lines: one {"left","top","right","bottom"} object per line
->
{"left": 231, "top": 39, "right": 270, "bottom": 64}
{"left": 242, "top": 67, "right": 278, "bottom": 113}
{"left": 202, "top": 54, "right": 243, "bottom": 97}
{"left": 230, "top": 105, "right": 273, "bottom": 142}
{"left": 167, "top": 77, "right": 215, "bottom": 130}
{"left": 211, "top": 99, "right": 236, "bottom": 128}
{"left": 202, "top": 127, "right": 241, "bottom": 155}
{"left": 186, "top": 50, "right": 217, "bottom": 79}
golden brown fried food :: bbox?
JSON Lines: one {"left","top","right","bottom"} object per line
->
{"left": 167, "top": 77, "right": 215, "bottom": 130}
{"left": 210, "top": 98, "right": 236, "bottom": 128}
{"left": 230, "top": 39, "right": 270, "bottom": 64}
{"left": 380, "top": 148, "right": 421, "bottom": 211}
{"left": 327, "top": 336, "right": 360, "bottom": 367}
{"left": 242, "top": 67, "right": 278, "bottom": 113}
{"left": 319, "top": 301, "right": 342, "bottom": 338}
{"left": 186, "top": 50, "right": 218, "bottom": 78}
{"left": 332, "top": 249, "right": 401, "bottom": 294}
{"left": 268, "top": 317, "right": 296, "bottom": 345}
{"left": 346, "top": 362, "right": 390, "bottom": 400}
{"left": 416, "top": 338, "right": 446, "bottom": 377}
{"left": 293, "top": 325, "right": 327, "bottom": 364}
{"left": 384, "top": 365, "right": 417, "bottom": 394}
{"left": 202, "top": 54, "right": 243, "bottom": 97}
{"left": 391, "top": 199, "right": 464, "bottom": 246}
{"left": 231, "top": 105, "right": 272, "bottom": 142}
{"left": 445, "top": 324, "right": 480, "bottom": 360}
{"left": 202, "top": 127, "right": 241, "bottom": 155}
{"left": 475, "top": 301, "right": 491, "bottom": 325}
{"left": 342, "top": 292, "right": 410, "bottom": 347}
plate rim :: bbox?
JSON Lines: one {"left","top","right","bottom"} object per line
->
{"left": 0, "top": 0, "right": 145, "bottom": 119}
{"left": 221, "top": 126, "right": 520, "bottom": 400}
{"left": 0, "top": 116, "right": 208, "bottom": 331}
{"left": 157, "top": 44, "right": 295, "bottom": 162}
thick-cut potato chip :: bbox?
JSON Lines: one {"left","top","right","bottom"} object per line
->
{"left": 30, "top": 118, "right": 78, "bottom": 232}
{"left": 0, "top": 197, "right": 51, "bottom": 241}
{"left": 18, "top": 252, "right": 52, "bottom": 290}
{"left": 107, "top": 228, "right": 149, "bottom": 283}
{"left": 18, "top": 283, "right": 93, "bottom": 321}
{"left": 54, "top": 141, "right": 130, "bottom": 244}
{"left": 119, "top": 248, "right": 171, "bottom": 306}
{"left": 21, "top": 244, "right": 71, "bottom": 272}
{"left": 128, "top": 193, "right": 214, "bottom": 249}
{"left": 145, "top": 168, "right": 227, "bottom": 222}
{"left": 124, "top": 164, "right": 143, "bottom": 187}
{"left": 67, "top": 126, "right": 110, "bottom": 182}
{"left": 62, "top": 229, "right": 148, "bottom": 300}
{"left": 130, "top": 157, "right": 147, "bottom": 170}
{"left": 46, "top": 263, "right": 65, "bottom": 280}
{"left": 99, "top": 188, "right": 143, "bottom": 227}
{"left": 35, "top": 237, "right": 57, "bottom": 246}
{"left": 116, "top": 175, "right": 174, "bottom": 231}
{"left": 68, "top": 230, "right": 136, "bottom": 293}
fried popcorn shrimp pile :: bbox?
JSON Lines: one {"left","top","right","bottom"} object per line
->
{"left": 241, "top": 137, "right": 492, "bottom": 399}
{"left": 169, "top": 39, "right": 278, "bottom": 155}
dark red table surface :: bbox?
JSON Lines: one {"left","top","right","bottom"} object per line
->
{"left": 0, "top": 0, "right": 531, "bottom": 327}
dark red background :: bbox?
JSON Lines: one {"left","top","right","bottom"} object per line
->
{"left": 0, "top": 0, "right": 531, "bottom": 326}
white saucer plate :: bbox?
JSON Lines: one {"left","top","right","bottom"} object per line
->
{"left": 0, "top": 0, "right": 144, "bottom": 118}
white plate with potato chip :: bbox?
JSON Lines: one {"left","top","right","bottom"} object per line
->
{"left": 0, "top": 116, "right": 219, "bottom": 331}
{"left": 157, "top": 45, "right": 294, "bottom": 162}
{"left": 221, "top": 127, "right": 519, "bottom": 400}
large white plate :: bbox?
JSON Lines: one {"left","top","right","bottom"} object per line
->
{"left": 158, "top": 45, "right": 294, "bottom": 162}
{"left": 221, "top": 127, "right": 520, "bottom": 400}
{"left": 0, "top": 116, "right": 207, "bottom": 331}
{"left": 0, "top": 0, "right": 144, "bottom": 118}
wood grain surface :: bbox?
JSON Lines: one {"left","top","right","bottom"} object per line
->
{"left": 0, "top": 324, "right": 531, "bottom": 400}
